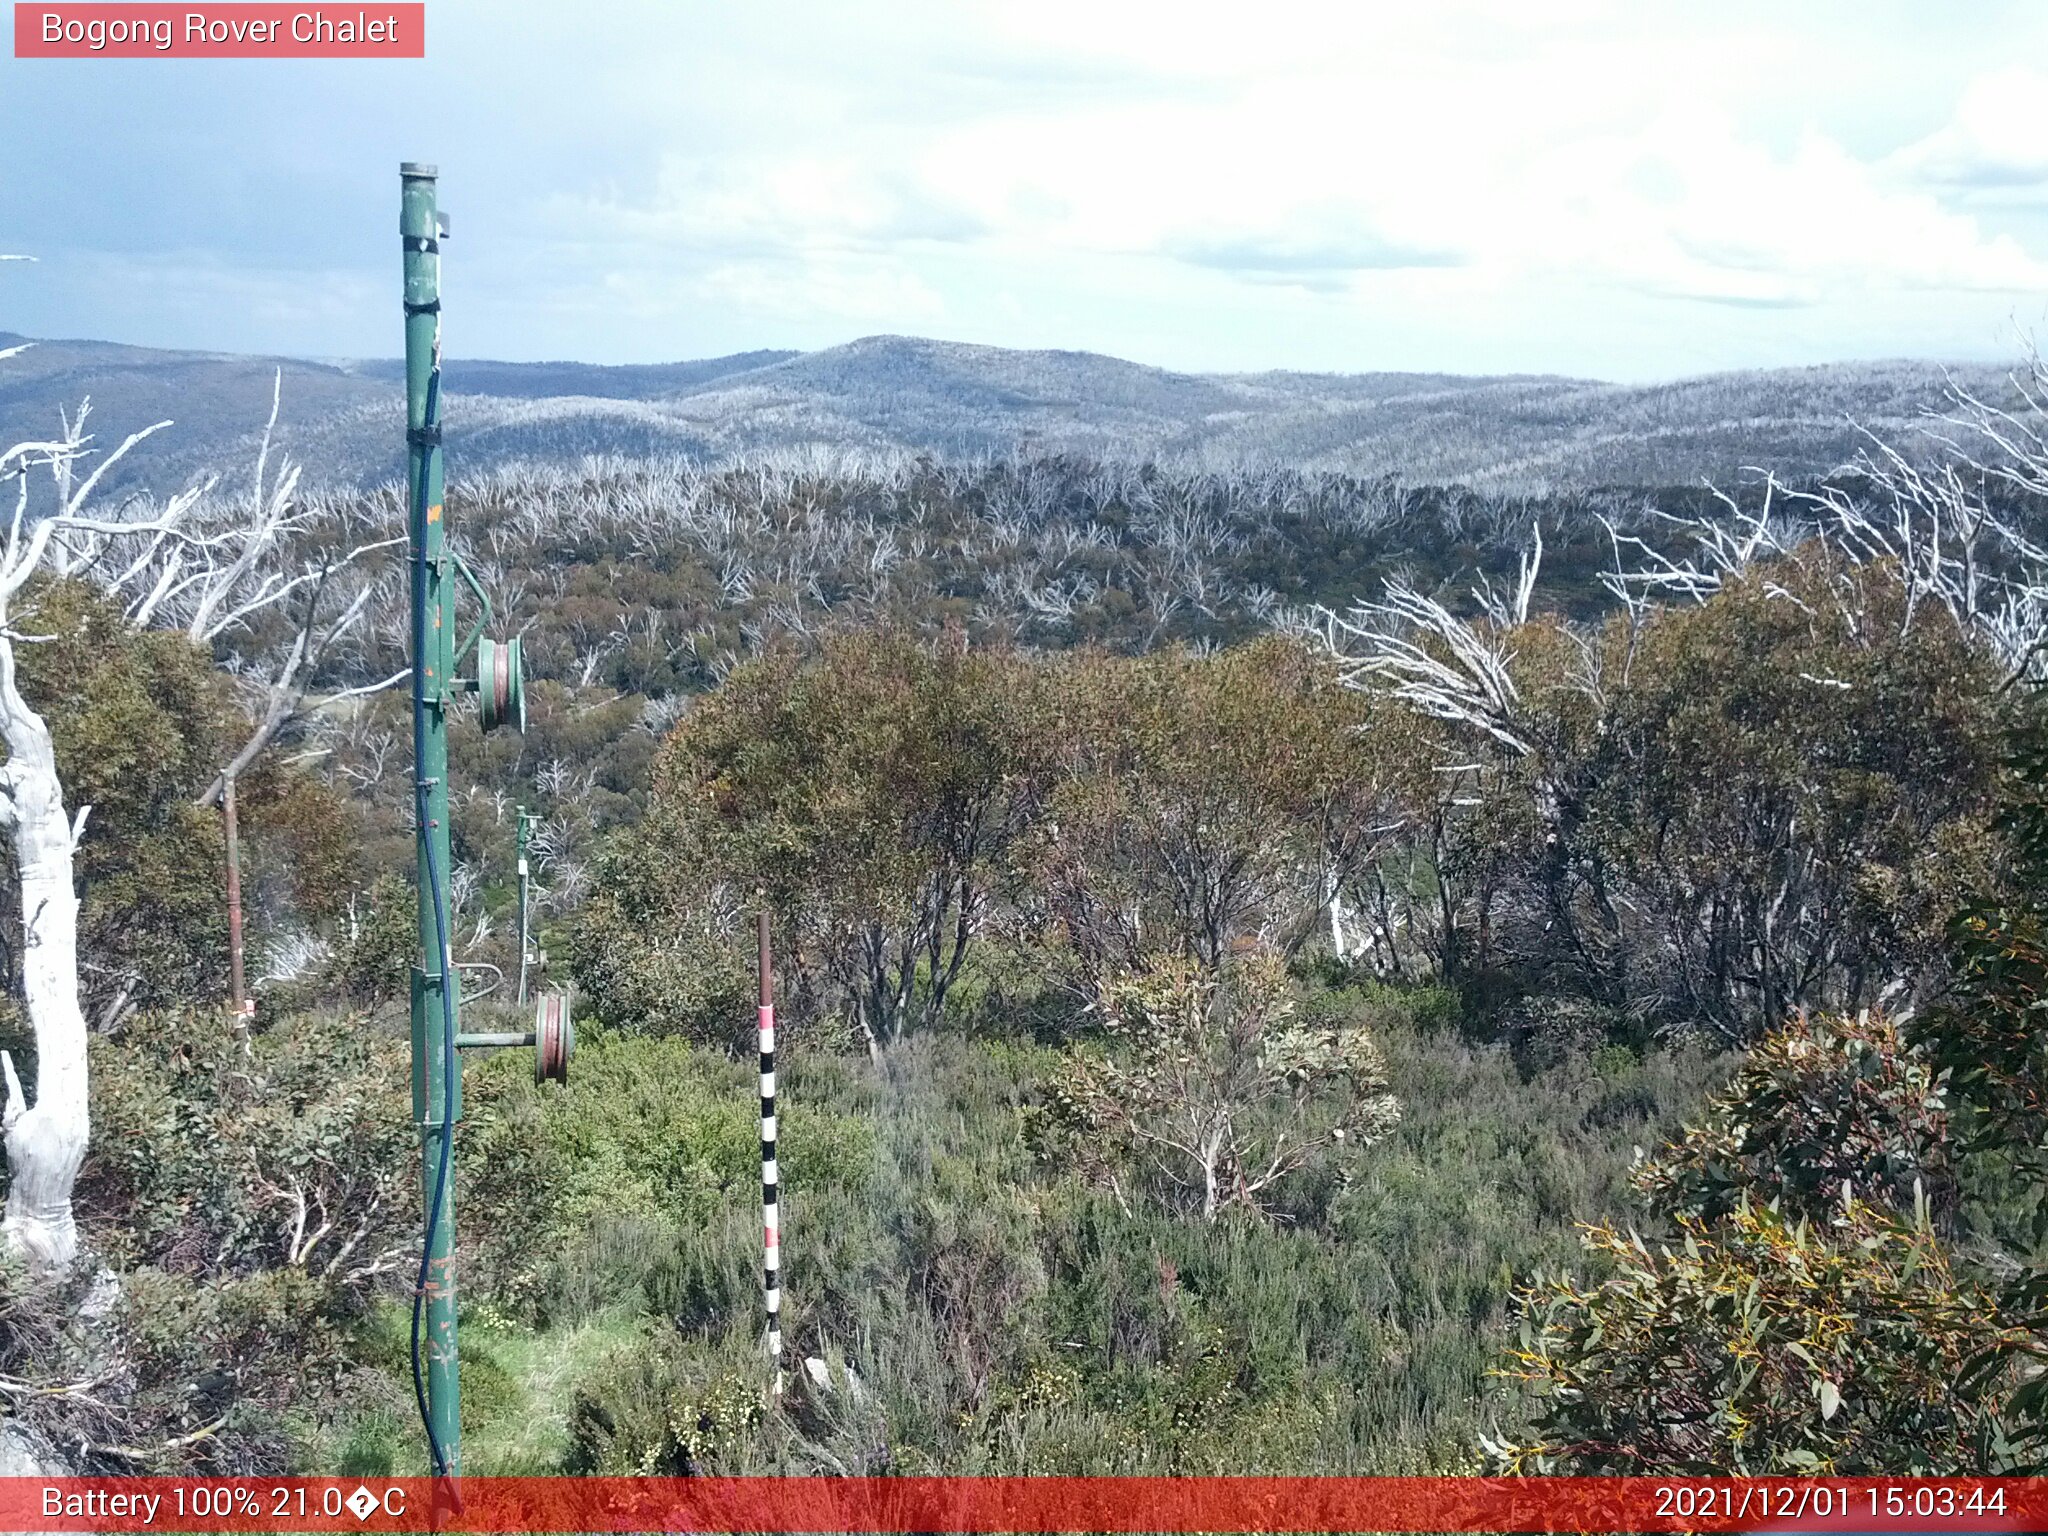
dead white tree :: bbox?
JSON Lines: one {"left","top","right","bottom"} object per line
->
{"left": 107, "top": 376, "right": 405, "bottom": 807}
{"left": 1594, "top": 356, "right": 2048, "bottom": 683}
{"left": 47, "top": 375, "right": 406, "bottom": 809}
{"left": 0, "top": 367, "right": 397, "bottom": 1269}
{"left": 0, "top": 404, "right": 209, "bottom": 1267}
{"left": 1316, "top": 564, "right": 1539, "bottom": 760}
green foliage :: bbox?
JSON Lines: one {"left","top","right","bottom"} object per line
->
{"left": 109, "top": 1262, "right": 371, "bottom": 1472}
{"left": 79, "top": 1007, "right": 414, "bottom": 1279}
{"left": 604, "top": 631, "right": 1402, "bottom": 1053}
{"left": 1586, "top": 555, "right": 2003, "bottom": 1032}
{"left": 1, "top": 578, "right": 232, "bottom": 1024}
{"left": 512, "top": 982, "right": 1710, "bottom": 1476}
{"left": 1925, "top": 694, "right": 2048, "bottom": 1170}
{"left": 565, "top": 815, "right": 753, "bottom": 1049}
{"left": 0, "top": 577, "right": 367, "bottom": 1027}
{"left": 1030, "top": 637, "right": 1392, "bottom": 985}
{"left": 1912, "top": 696, "right": 2048, "bottom": 1455}
{"left": 12, "top": 439, "right": 2024, "bottom": 1480}
{"left": 1361, "top": 550, "right": 2007, "bottom": 1035}
{"left": 324, "top": 871, "right": 416, "bottom": 1010}
{"left": 0, "top": 1009, "right": 417, "bottom": 1472}
{"left": 460, "top": 1032, "right": 874, "bottom": 1327}
{"left": 564, "top": 1335, "right": 767, "bottom": 1474}
{"left": 601, "top": 573, "right": 2003, "bottom": 1062}
{"left": 1490, "top": 1197, "right": 2016, "bottom": 1475}
{"left": 1637, "top": 1009, "right": 1954, "bottom": 1225}
{"left": 1486, "top": 1008, "right": 2021, "bottom": 1475}
{"left": 1049, "top": 950, "right": 1399, "bottom": 1219}
{"left": 594, "top": 628, "right": 1048, "bottom": 1049}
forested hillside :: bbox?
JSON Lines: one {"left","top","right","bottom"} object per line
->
{"left": 0, "top": 329, "right": 2018, "bottom": 495}
{"left": 2, "top": 353, "right": 2048, "bottom": 1478}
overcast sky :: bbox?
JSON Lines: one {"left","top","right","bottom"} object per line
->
{"left": 4, "top": 1, "right": 2047, "bottom": 380}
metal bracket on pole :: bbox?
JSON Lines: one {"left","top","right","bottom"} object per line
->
{"left": 452, "top": 989, "right": 573, "bottom": 1085}
{"left": 449, "top": 546, "right": 492, "bottom": 671}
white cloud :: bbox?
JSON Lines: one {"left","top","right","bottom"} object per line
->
{"left": 1516, "top": 111, "right": 2048, "bottom": 306}
{"left": 13, "top": 0, "right": 2048, "bottom": 373}
{"left": 539, "top": 154, "right": 982, "bottom": 262}
{"left": 1890, "top": 67, "right": 2048, "bottom": 194}
{"left": 696, "top": 258, "right": 947, "bottom": 327}
{"left": 444, "top": 3, "right": 2048, "bottom": 373}
{"left": 885, "top": 26, "right": 2048, "bottom": 316}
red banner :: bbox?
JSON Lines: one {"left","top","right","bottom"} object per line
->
{"left": 0, "top": 1476, "right": 2040, "bottom": 1532}
{"left": 13, "top": 4, "right": 424, "bottom": 57}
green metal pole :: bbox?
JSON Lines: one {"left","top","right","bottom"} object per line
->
{"left": 402, "top": 160, "right": 462, "bottom": 1479}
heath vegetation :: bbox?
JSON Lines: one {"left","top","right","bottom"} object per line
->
{"left": 1, "top": 348, "right": 2047, "bottom": 1476}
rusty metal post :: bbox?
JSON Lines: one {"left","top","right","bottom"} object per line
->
{"left": 223, "top": 771, "right": 249, "bottom": 1037}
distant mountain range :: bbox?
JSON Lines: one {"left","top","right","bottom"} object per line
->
{"left": 0, "top": 330, "right": 2019, "bottom": 495}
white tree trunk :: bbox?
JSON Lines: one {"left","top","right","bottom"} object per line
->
{"left": 0, "top": 660, "right": 87, "bottom": 1272}
{"left": 0, "top": 366, "right": 394, "bottom": 1278}
{"left": 1199, "top": 1130, "right": 1224, "bottom": 1221}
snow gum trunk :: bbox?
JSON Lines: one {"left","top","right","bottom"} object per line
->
{"left": 0, "top": 679, "right": 87, "bottom": 1271}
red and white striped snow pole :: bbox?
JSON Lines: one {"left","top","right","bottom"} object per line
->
{"left": 757, "top": 911, "right": 783, "bottom": 1400}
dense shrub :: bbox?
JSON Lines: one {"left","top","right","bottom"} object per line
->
{"left": 79, "top": 1007, "right": 412, "bottom": 1280}
{"left": 1487, "top": 1009, "right": 2017, "bottom": 1475}
{"left": 578, "top": 629, "right": 1049, "bottom": 1051}
{"left": 564, "top": 1334, "right": 767, "bottom": 1475}
{"left": 459, "top": 1034, "right": 875, "bottom": 1327}
{"left": 0, "top": 579, "right": 369, "bottom": 1030}
{"left": 562, "top": 829, "right": 753, "bottom": 1049}
{"left": 533, "top": 987, "right": 1715, "bottom": 1476}
{"left": 0, "top": 1009, "right": 417, "bottom": 1471}
{"left": 1581, "top": 555, "right": 2004, "bottom": 1034}
{"left": 1636, "top": 1009, "right": 1953, "bottom": 1225}
{"left": 1325, "top": 544, "right": 2010, "bottom": 1036}
{"left": 322, "top": 871, "right": 416, "bottom": 1011}
{"left": 1027, "top": 639, "right": 1393, "bottom": 989}
{"left": 1490, "top": 1197, "right": 2018, "bottom": 1475}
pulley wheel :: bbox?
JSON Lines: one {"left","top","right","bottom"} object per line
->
{"left": 477, "top": 635, "right": 526, "bottom": 734}
{"left": 534, "top": 991, "right": 573, "bottom": 1086}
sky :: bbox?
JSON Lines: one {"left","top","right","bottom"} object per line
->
{"left": 3, "top": 1, "right": 2048, "bottom": 381}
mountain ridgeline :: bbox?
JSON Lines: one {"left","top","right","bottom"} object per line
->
{"left": 0, "top": 329, "right": 2018, "bottom": 495}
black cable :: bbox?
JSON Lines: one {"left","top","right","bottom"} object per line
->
{"left": 407, "top": 359, "right": 461, "bottom": 1492}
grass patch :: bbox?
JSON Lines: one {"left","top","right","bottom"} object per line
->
{"left": 324, "top": 1304, "right": 648, "bottom": 1475}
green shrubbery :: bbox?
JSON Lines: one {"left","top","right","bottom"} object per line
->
{"left": 3, "top": 424, "right": 2033, "bottom": 1480}
{"left": 427, "top": 980, "right": 1715, "bottom": 1476}
{"left": 1491, "top": 1194, "right": 2017, "bottom": 1475}
{"left": 0, "top": 1008, "right": 416, "bottom": 1470}
{"left": 1475, "top": 687, "right": 2048, "bottom": 1476}
{"left": 536, "top": 560, "right": 2016, "bottom": 1475}
{"left": 82, "top": 1009, "right": 413, "bottom": 1277}
{"left": 459, "top": 1032, "right": 876, "bottom": 1329}
{"left": 585, "top": 565, "right": 2009, "bottom": 1063}
{"left": 1484, "top": 1007, "right": 2001, "bottom": 1474}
